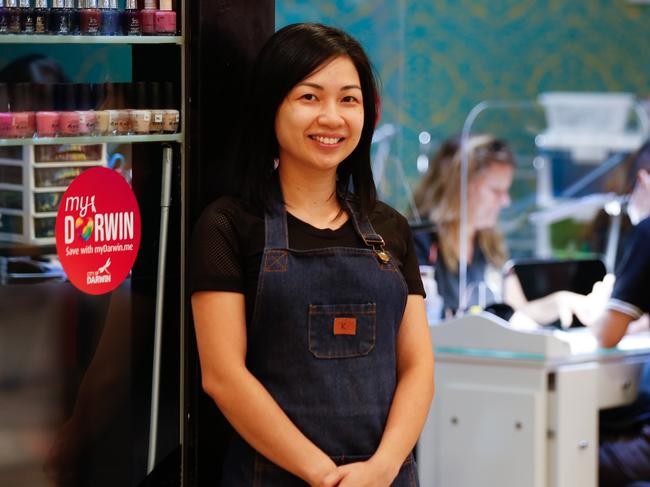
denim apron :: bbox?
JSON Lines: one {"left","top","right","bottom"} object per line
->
{"left": 221, "top": 199, "right": 418, "bottom": 486}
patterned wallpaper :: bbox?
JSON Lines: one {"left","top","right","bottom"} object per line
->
{"left": 277, "top": 0, "right": 650, "bottom": 211}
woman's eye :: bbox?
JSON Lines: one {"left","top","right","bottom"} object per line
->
{"left": 300, "top": 93, "right": 317, "bottom": 101}
{"left": 342, "top": 95, "right": 360, "bottom": 103}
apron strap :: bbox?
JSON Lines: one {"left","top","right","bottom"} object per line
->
{"left": 265, "top": 204, "right": 289, "bottom": 249}
{"left": 343, "top": 198, "right": 385, "bottom": 249}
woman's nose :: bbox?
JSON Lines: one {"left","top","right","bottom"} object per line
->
{"left": 318, "top": 102, "right": 344, "bottom": 126}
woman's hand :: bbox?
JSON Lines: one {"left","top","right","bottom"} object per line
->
{"left": 314, "top": 467, "right": 345, "bottom": 487}
{"left": 335, "top": 456, "right": 400, "bottom": 487}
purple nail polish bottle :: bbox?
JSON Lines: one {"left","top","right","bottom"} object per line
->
{"left": 0, "top": 0, "right": 10, "bottom": 34}
{"left": 6, "top": 0, "right": 20, "bottom": 33}
{"left": 19, "top": 0, "right": 34, "bottom": 33}
{"left": 49, "top": 0, "right": 68, "bottom": 34}
{"left": 121, "top": 0, "right": 140, "bottom": 35}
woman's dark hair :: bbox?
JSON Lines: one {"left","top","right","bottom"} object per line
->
{"left": 238, "top": 22, "right": 379, "bottom": 216}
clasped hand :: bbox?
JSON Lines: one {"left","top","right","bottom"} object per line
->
{"left": 314, "top": 457, "right": 400, "bottom": 487}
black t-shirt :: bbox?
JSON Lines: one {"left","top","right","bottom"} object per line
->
{"left": 607, "top": 216, "right": 650, "bottom": 319}
{"left": 190, "top": 196, "right": 425, "bottom": 322}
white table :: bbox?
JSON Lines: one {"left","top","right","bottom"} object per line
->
{"left": 417, "top": 313, "right": 650, "bottom": 487}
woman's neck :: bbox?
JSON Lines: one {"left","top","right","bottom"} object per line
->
{"left": 278, "top": 166, "right": 346, "bottom": 229}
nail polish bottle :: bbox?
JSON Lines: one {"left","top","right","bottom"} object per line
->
{"left": 80, "top": 0, "right": 100, "bottom": 34}
{"left": 77, "top": 84, "right": 96, "bottom": 136}
{"left": 49, "top": 0, "right": 68, "bottom": 33}
{"left": 6, "top": 0, "right": 20, "bottom": 33}
{"left": 0, "top": 0, "right": 10, "bottom": 34}
{"left": 114, "top": 82, "right": 130, "bottom": 135}
{"left": 93, "top": 83, "right": 109, "bottom": 135}
{"left": 98, "top": 0, "right": 117, "bottom": 34}
{"left": 121, "top": 0, "right": 140, "bottom": 35}
{"left": 65, "top": 0, "right": 78, "bottom": 34}
{"left": 33, "top": 0, "right": 48, "bottom": 33}
{"left": 130, "top": 82, "right": 151, "bottom": 134}
{"left": 154, "top": 0, "right": 174, "bottom": 34}
{"left": 36, "top": 84, "right": 60, "bottom": 138}
{"left": 148, "top": 82, "right": 164, "bottom": 134}
{"left": 0, "top": 83, "right": 12, "bottom": 139}
{"left": 58, "top": 84, "right": 80, "bottom": 137}
{"left": 140, "top": 0, "right": 155, "bottom": 35}
{"left": 19, "top": 0, "right": 34, "bottom": 33}
{"left": 11, "top": 83, "right": 36, "bottom": 138}
{"left": 162, "top": 81, "right": 179, "bottom": 134}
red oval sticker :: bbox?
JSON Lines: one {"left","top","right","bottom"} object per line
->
{"left": 55, "top": 167, "right": 141, "bottom": 295}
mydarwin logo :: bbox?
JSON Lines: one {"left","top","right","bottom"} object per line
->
{"left": 56, "top": 167, "right": 141, "bottom": 295}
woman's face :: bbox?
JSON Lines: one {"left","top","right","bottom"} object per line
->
{"left": 468, "top": 162, "right": 514, "bottom": 230}
{"left": 274, "top": 56, "right": 364, "bottom": 175}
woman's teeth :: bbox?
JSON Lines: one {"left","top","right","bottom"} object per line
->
{"left": 312, "top": 136, "right": 341, "bottom": 145}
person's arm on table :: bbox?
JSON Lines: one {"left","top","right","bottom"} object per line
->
{"left": 336, "top": 295, "right": 435, "bottom": 486}
{"left": 192, "top": 291, "right": 342, "bottom": 487}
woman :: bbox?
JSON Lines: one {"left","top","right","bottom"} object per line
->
{"left": 190, "top": 23, "right": 434, "bottom": 487}
{"left": 413, "top": 134, "right": 514, "bottom": 315}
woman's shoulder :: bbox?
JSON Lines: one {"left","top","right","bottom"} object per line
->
{"left": 198, "top": 195, "right": 263, "bottom": 225}
{"left": 370, "top": 200, "right": 411, "bottom": 228}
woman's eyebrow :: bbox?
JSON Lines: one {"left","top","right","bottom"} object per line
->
{"left": 296, "top": 82, "right": 362, "bottom": 91}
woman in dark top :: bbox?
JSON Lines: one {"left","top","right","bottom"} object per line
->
{"left": 190, "top": 23, "right": 434, "bottom": 487}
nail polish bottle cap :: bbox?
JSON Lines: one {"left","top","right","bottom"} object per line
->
{"left": 75, "top": 0, "right": 83, "bottom": 8}
{"left": 63, "top": 0, "right": 73, "bottom": 8}
{"left": 35, "top": 0, "right": 47, "bottom": 8}
{"left": 97, "top": 0, "right": 107, "bottom": 8}
{"left": 134, "top": 82, "right": 147, "bottom": 109}
{"left": 144, "top": 0, "right": 156, "bottom": 9}
{"left": 123, "top": 83, "right": 135, "bottom": 109}
{"left": 125, "top": 0, "right": 137, "bottom": 9}
{"left": 149, "top": 82, "right": 162, "bottom": 109}
{"left": 6, "top": 0, "right": 17, "bottom": 7}
{"left": 18, "top": 0, "right": 30, "bottom": 8}
{"left": 159, "top": 0, "right": 171, "bottom": 11}
{"left": 92, "top": 83, "right": 106, "bottom": 109}
{"left": 52, "top": 0, "right": 64, "bottom": 8}
{"left": 61, "top": 84, "right": 76, "bottom": 111}
{"left": 79, "top": 84, "right": 93, "bottom": 110}
{"left": 109, "top": 0, "right": 116, "bottom": 8}
{"left": 0, "top": 84, "right": 9, "bottom": 112}
{"left": 162, "top": 82, "right": 176, "bottom": 109}
{"left": 38, "top": 84, "right": 56, "bottom": 111}
{"left": 11, "top": 83, "right": 29, "bottom": 112}
{"left": 86, "top": 0, "right": 97, "bottom": 8}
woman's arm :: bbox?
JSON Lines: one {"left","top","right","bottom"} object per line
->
{"left": 337, "top": 295, "right": 435, "bottom": 486}
{"left": 191, "top": 291, "right": 341, "bottom": 487}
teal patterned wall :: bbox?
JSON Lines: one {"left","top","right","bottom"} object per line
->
{"left": 277, "top": 1, "right": 650, "bottom": 211}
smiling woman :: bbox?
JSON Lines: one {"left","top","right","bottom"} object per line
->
{"left": 190, "top": 23, "right": 434, "bottom": 487}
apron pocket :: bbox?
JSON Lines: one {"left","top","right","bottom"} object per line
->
{"left": 308, "top": 303, "right": 376, "bottom": 359}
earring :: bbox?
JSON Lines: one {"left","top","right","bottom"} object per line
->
{"left": 273, "top": 157, "right": 279, "bottom": 170}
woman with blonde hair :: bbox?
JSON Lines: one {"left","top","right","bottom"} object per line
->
{"left": 413, "top": 134, "right": 515, "bottom": 315}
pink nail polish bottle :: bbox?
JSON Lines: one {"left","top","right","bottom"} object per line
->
{"left": 11, "top": 83, "right": 36, "bottom": 138}
{"left": 76, "top": 83, "right": 96, "bottom": 136}
{"left": 140, "top": 0, "right": 155, "bottom": 34}
{"left": 115, "top": 82, "right": 131, "bottom": 135}
{"left": 92, "top": 83, "right": 110, "bottom": 136}
{"left": 154, "top": 0, "right": 174, "bottom": 34}
{"left": 0, "top": 83, "right": 12, "bottom": 139}
{"left": 36, "top": 83, "right": 60, "bottom": 138}
{"left": 59, "top": 83, "right": 80, "bottom": 137}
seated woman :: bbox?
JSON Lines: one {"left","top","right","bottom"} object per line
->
{"left": 412, "top": 134, "right": 514, "bottom": 316}
{"left": 412, "top": 134, "right": 588, "bottom": 326}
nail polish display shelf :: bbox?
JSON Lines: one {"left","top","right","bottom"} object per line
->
{"left": 0, "top": 35, "right": 183, "bottom": 45}
{"left": 0, "top": 142, "right": 108, "bottom": 245}
{"left": 0, "top": 133, "right": 182, "bottom": 146}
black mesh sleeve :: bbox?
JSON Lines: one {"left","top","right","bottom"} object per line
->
{"left": 189, "top": 202, "right": 245, "bottom": 295}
